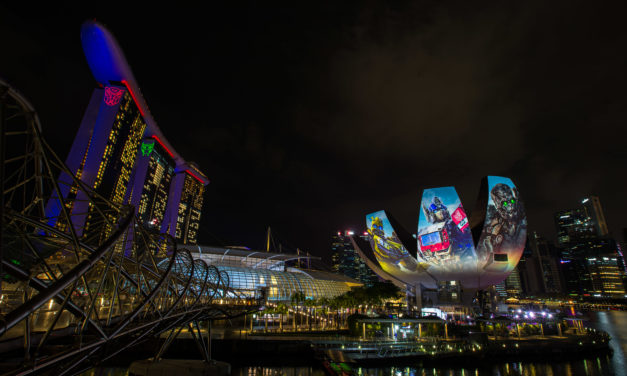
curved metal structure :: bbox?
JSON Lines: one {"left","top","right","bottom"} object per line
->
{"left": 0, "top": 79, "right": 260, "bottom": 375}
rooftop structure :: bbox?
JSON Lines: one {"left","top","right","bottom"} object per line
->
{"left": 188, "top": 245, "right": 362, "bottom": 301}
{"left": 46, "top": 21, "right": 209, "bottom": 245}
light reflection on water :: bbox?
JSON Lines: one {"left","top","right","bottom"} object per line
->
{"left": 80, "top": 368, "right": 129, "bottom": 376}
{"left": 231, "top": 366, "right": 325, "bottom": 375}
{"left": 351, "top": 310, "right": 627, "bottom": 376}
{"left": 588, "top": 310, "right": 627, "bottom": 376}
{"left": 84, "top": 311, "right": 627, "bottom": 376}
{"left": 353, "top": 356, "right": 614, "bottom": 375}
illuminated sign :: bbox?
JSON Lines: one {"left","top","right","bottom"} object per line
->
{"left": 104, "top": 86, "right": 125, "bottom": 106}
{"left": 451, "top": 207, "right": 469, "bottom": 231}
{"left": 141, "top": 142, "right": 154, "bottom": 156}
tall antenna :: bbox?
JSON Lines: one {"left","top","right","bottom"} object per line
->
{"left": 266, "top": 226, "right": 278, "bottom": 252}
{"left": 296, "top": 248, "right": 300, "bottom": 268}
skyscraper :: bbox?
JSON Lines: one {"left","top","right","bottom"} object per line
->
{"left": 133, "top": 137, "right": 176, "bottom": 230}
{"left": 331, "top": 231, "right": 379, "bottom": 286}
{"left": 526, "top": 232, "right": 563, "bottom": 295}
{"left": 583, "top": 196, "right": 609, "bottom": 237}
{"left": 46, "top": 21, "right": 209, "bottom": 248}
{"left": 555, "top": 208, "right": 596, "bottom": 247}
{"left": 586, "top": 255, "right": 624, "bottom": 298}
{"left": 495, "top": 266, "right": 522, "bottom": 298}
{"left": 172, "top": 164, "right": 207, "bottom": 245}
{"left": 555, "top": 196, "right": 609, "bottom": 247}
{"left": 555, "top": 197, "right": 625, "bottom": 299}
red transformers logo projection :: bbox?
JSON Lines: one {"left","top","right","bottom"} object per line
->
{"left": 451, "top": 207, "right": 469, "bottom": 231}
{"left": 104, "top": 86, "right": 125, "bottom": 106}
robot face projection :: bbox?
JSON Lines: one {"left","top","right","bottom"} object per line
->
{"left": 475, "top": 177, "right": 526, "bottom": 281}
{"left": 364, "top": 176, "right": 526, "bottom": 289}
{"left": 104, "top": 86, "right": 125, "bottom": 106}
{"left": 141, "top": 142, "right": 154, "bottom": 157}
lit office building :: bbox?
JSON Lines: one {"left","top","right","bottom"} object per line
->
{"left": 556, "top": 197, "right": 626, "bottom": 299}
{"left": 555, "top": 208, "right": 597, "bottom": 247}
{"left": 495, "top": 266, "right": 523, "bottom": 298}
{"left": 583, "top": 196, "right": 609, "bottom": 237}
{"left": 555, "top": 196, "right": 609, "bottom": 247}
{"left": 560, "top": 237, "right": 623, "bottom": 299}
{"left": 586, "top": 256, "right": 625, "bottom": 298}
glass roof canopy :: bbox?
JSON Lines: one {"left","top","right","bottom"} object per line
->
{"left": 215, "top": 265, "right": 360, "bottom": 301}
{"left": 186, "top": 245, "right": 361, "bottom": 301}
{"left": 188, "top": 244, "right": 320, "bottom": 270}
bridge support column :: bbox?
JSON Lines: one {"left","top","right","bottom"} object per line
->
{"left": 189, "top": 321, "right": 209, "bottom": 362}
{"left": 23, "top": 290, "right": 31, "bottom": 361}
{"left": 206, "top": 320, "right": 212, "bottom": 362}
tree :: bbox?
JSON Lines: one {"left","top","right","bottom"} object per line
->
{"left": 317, "top": 297, "right": 330, "bottom": 329}
{"left": 290, "top": 291, "right": 306, "bottom": 330}
{"left": 261, "top": 306, "right": 274, "bottom": 332}
{"left": 275, "top": 303, "right": 288, "bottom": 332}
{"left": 303, "top": 298, "right": 318, "bottom": 330}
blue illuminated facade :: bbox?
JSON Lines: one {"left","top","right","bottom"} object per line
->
{"left": 46, "top": 20, "right": 209, "bottom": 245}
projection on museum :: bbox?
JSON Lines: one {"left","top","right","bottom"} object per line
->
{"left": 362, "top": 176, "right": 527, "bottom": 289}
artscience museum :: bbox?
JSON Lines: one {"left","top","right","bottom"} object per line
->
{"left": 352, "top": 176, "right": 527, "bottom": 306}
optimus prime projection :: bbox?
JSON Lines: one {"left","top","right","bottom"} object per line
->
{"left": 360, "top": 176, "right": 526, "bottom": 290}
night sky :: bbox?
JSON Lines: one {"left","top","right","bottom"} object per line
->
{"left": 2, "top": 1, "right": 627, "bottom": 262}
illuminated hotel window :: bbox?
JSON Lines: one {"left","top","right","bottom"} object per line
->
{"left": 138, "top": 141, "right": 175, "bottom": 230}
{"left": 83, "top": 91, "right": 146, "bottom": 244}
{"left": 176, "top": 173, "right": 205, "bottom": 245}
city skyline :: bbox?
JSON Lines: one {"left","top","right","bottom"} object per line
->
{"left": 2, "top": 4, "right": 627, "bottom": 375}
{"left": 1, "top": 2, "right": 627, "bottom": 260}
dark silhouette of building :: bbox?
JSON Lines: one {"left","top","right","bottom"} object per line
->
{"left": 517, "top": 244, "right": 543, "bottom": 296}
{"left": 495, "top": 266, "right": 523, "bottom": 298}
{"left": 529, "top": 232, "right": 563, "bottom": 295}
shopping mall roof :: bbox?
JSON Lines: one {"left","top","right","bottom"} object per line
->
{"left": 185, "top": 244, "right": 360, "bottom": 301}
{"left": 187, "top": 244, "right": 320, "bottom": 270}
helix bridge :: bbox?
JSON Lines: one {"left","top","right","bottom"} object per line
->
{"left": 0, "top": 78, "right": 262, "bottom": 375}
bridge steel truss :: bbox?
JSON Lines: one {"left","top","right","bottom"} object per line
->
{"left": 0, "top": 79, "right": 260, "bottom": 375}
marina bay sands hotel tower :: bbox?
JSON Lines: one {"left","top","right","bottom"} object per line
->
{"left": 47, "top": 20, "right": 209, "bottom": 245}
